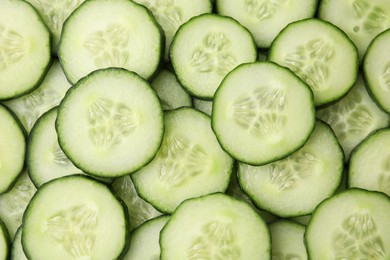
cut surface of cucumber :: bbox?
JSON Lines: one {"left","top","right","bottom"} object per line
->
{"left": 363, "top": 28, "right": 390, "bottom": 113}
{"left": 56, "top": 68, "right": 164, "bottom": 177}
{"left": 216, "top": 0, "right": 317, "bottom": 48}
{"left": 22, "top": 175, "right": 128, "bottom": 260}
{"left": 160, "top": 193, "right": 270, "bottom": 259}
{"left": 132, "top": 108, "right": 233, "bottom": 213}
{"left": 170, "top": 13, "right": 257, "bottom": 99}
{"left": 3, "top": 60, "right": 72, "bottom": 133}
{"left": 269, "top": 18, "right": 358, "bottom": 106}
{"left": 0, "top": 0, "right": 51, "bottom": 100}
{"left": 238, "top": 120, "right": 344, "bottom": 217}
{"left": 349, "top": 128, "right": 390, "bottom": 197}
{"left": 0, "top": 219, "right": 9, "bottom": 260}
{"left": 306, "top": 189, "right": 390, "bottom": 259}
{"left": 317, "top": 74, "right": 390, "bottom": 160}
{"left": 58, "top": 0, "right": 163, "bottom": 84}
{"left": 212, "top": 62, "right": 315, "bottom": 165}
{"left": 0, "top": 105, "right": 26, "bottom": 195}
{"left": 11, "top": 227, "right": 27, "bottom": 260}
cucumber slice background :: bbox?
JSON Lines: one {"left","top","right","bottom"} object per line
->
{"left": 0, "top": 219, "right": 9, "bottom": 260}
{"left": 11, "top": 227, "right": 27, "bottom": 260}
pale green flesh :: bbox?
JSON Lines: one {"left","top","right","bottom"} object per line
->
{"left": 124, "top": 215, "right": 169, "bottom": 260}
{"left": 11, "top": 227, "right": 27, "bottom": 260}
{"left": 0, "top": 0, "right": 51, "bottom": 100}
{"left": 349, "top": 129, "right": 390, "bottom": 197}
{"left": 160, "top": 193, "right": 270, "bottom": 259}
{"left": 363, "top": 28, "right": 390, "bottom": 113}
{"left": 170, "top": 14, "right": 257, "bottom": 99}
{"left": 216, "top": 0, "right": 317, "bottom": 48}
{"left": 3, "top": 60, "right": 72, "bottom": 133}
{"left": 132, "top": 108, "right": 233, "bottom": 213}
{"left": 319, "top": 0, "right": 390, "bottom": 61}
{"left": 193, "top": 98, "right": 213, "bottom": 116}
{"left": 133, "top": 0, "right": 212, "bottom": 61}
{"left": 317, "top": 74, "right": 390, "bottom": 160}
{"left": 306, "top": 189, "right": 390, "bottom": 259}
{"left": 111, "top": 176, "right": 162, "bottom": 231}
{"left": 28, "top": 108, "right": 83, "bottom": 188}
{"left": 0, "top": 220, "right": 9, "bottom": 260}
{"left": 56, "top": 68, "right": 164, "bottom": 177}
{"left": 212, "top": 62, "right": 315, "bottom": 165}
{"left": 0, "top": 172, "right": 36, "bottom": 240}
{"left": 151, "top": 69, "right": 192, "bottom": 110}
{"left": 0, "top": 105, "right": 26, "bottom": 195}
{"left": 238, "top": 121, "right": 343, "bottom": 217}
{"left": 269, "top": 220, "right": 307, "bottom": 260}
{"left": 269, "top": 18, "right": 358, "bottom": 106}
{"left": 58, "top": 0, "right": 162, "bottom": 84}
{"left": 22, "top": 176, "right": 127, "bottom": 260}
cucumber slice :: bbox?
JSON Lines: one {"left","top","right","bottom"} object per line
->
{"left": 317, "top": 74, "right": 390, "bottom": 160}
{"left": 170, "top": 13, "right": 257, "bottom": 99}
{"left": 58, "top": 0, "right": 163, "bottom": 84}
{"left": 11, "top": 227, "right": 27, "bottom": 260}
{"left": 216, "top": 0, "right": 317, "bottom": 48}
{"left": 290, "top": 215, "right": 311, "bottom": 226}
{"left": 212, "top": 62, "right": 315, "bottom": 165}
{"left": 349, "top": 128, "right": 390, "bottom": 197}
{"left": 124, "top": 215, "right": 169, "bottom": 260}
{"left": 0, "top": 0, "right": 51, "bottom": 100}
{"left": 319, "top": 0, "right": 390, "bottom": 61}
{"left": 306, "top": 189, "right": 390, "bottom": 259}
{"left": 111, "top": 176, "right": 162, "bottom": 231}
{"left": 151, "top": 69, "right": 193, "bottom": 110}
{"left": 0, "top": 105, "right": 26, "bottom": 195}
{"left": 132, "top": 107, "right": 233, "bottom": 213}
{"left": 0, "top": 219, "right": 9, "bottom": 260}
{"left": 3, "top": 60, "right": 72, "bottom": 133}
{"left": 238, "top": 120, "right": 344, "bottom": 217}
{"left": 0, "top": 172, "right": 36, "bottom": 240}
{"left": 133, "top": 0, "right": 212, "bottom": 61}
{"left": 193, "top": 98, "right": 213, "bottom": 116}
{"left": 269, "top": 220, "right": 307, "bottom": 260}
{"left": 269, "top": 18, "right": 359, "bottom": 106}
{"left": 160, "top": 193, "right": 271, "bottom": 259}
{"left": 28, "top": 107, "right": 83, "bottom": 188}
{"left": 363, "top": 28, "right": 390, "bottom": 113}
{"left": 56, "top": 68, "right": 164, "bottom": 178}
{"left": 22, "top": 175, "right": 128, "bottom": 260}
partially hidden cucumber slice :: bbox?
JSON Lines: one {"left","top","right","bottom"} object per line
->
{"left": 11, "top": 227, "right": 27, "bottom": 260}
{"left": 0, "top": 219, "right": 9, "bottom": 260}
{"left": 193, "top": 98, "right": 213, "bottom": 116}
{"left": 306, "top": 189, "right": 390, "bottom": 259}
{"left": 22, "top": 175, "right": 128, "bottom": 260}
{"left": 58, "top": 0, "right": 163, "bottom": 84}
{"left": 212, "top": 61, "right": 315, "bottom": 165}
{"left": 269, "top": 18, "right": 359, "bottom": 106}
{"left": 160, "top": 193, "right": 271, "bottom": 259}
{"left": 56, "top": 68, "right": 164, "bottom": 178}
{"left": 0, "top": 0, "right": 51, "bottom": 100}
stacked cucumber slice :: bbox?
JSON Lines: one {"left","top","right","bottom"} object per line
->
{"left": 1, "top": 0, "right": 390, "bottom": 258}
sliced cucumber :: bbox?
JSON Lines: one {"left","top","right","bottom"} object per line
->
{"left": 0, "top": 105, "right": 26, "bottom": 195}
{"left": 269, "top": 220, "right": 307, "bottom": 260}
{"left": 0, "top": 219, "right": 9, "bottom": 260}
{"left": 193, "top": 98, "right": 213, "bottom": 116}
{"left": 28, "top": 107, "right": 82, "bottom": 188}
{"left": 0, "top": 0, "right": 51, "bottom": 100}
{"left": 124, "top": 215, "right": 169, "bottom": 260}
{"left": 58, "top": 0, "right": 163, "bottom": 84}
{"left": 0, "top": 172, "right": 36, "bottom": 240}
{"left": 363, "top": 28, "right": 390, "bottom": 113}
{"left": 133, "top": 0, "right": 212, "bottom": 61}
{"left": 290, "top": 215, "right": 311, "bottom": 226}
{"left": 160, "top": 193, "right": 270, "bottom": 259}
{"left": 269, "top": 18, "right": 359, "bottom": 106}
{"left": 238, "top": 120, "right": 344, "bottom": 217}
{"left": 3, "top": 60, "right": 72, "bottom": 133}
{"left": 170, "top": 13, "right": 257, "bottom": 99}
{"left": 132, "top": 107, "right": 233, "bottom": 213}
{"left": 56, "top": 68, "right": 164, "bottom": 178}
{"left": 212, "top": 61, "right": 315, "bottom": 165}
{"left": 216, "top": 0, "right": 317, "bottom": 48}
{"left": 349, "top": 128, "right": 390, "bottom": 197}
{"left": 11, "top": 227, "right": 27, "bottom": 260}
{"left": 22, "top": 175, "right": 128, "bottom": 260}
{"left": 317, "top": 74, "right": 390, "bottom": 160}
{"left": 151, "top": 69, "right": 192, "bottom": 110}
{"left": 111, "top": 176, "right": 162, "bottom": 231}
{"left": 306, "top": 189, "right": 390, "bottom": 259}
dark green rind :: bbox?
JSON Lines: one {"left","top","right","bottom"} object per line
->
{"left": 0, "top": 218, "right": 10, "bottom": 260}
